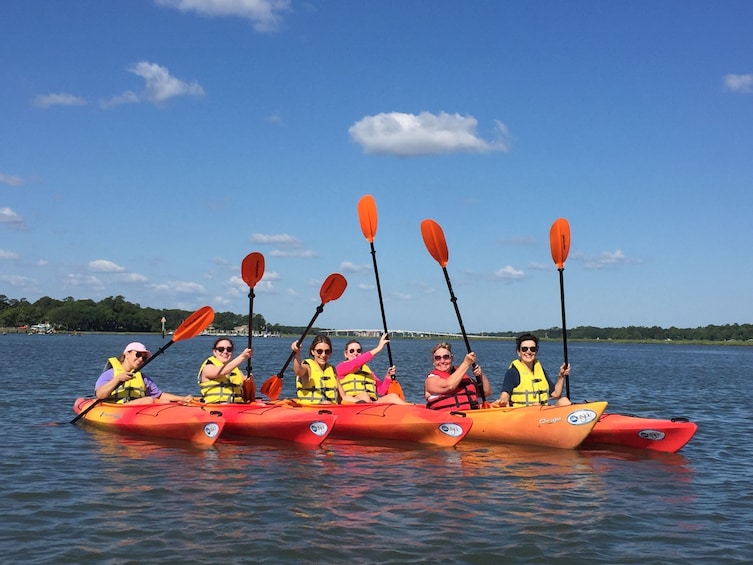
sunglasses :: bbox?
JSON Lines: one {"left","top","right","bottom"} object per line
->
{"left": 134, "top": 351, "right": 148, "bottom": 359}
{"left": 215, "top": 347, "right": 233, "bottom": 353}
{"left": 520, "top": 346, "right": 538, "bottom": 353}
{"left": 433, "top": 354, "right": 452, "bottom": 361}
{"left": 314, "top": 348, "right": 331, "bottom": 355}
{"left": 348, "top": 348, "right": 362, "bottom": 354}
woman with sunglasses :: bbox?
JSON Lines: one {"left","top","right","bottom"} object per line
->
{"left": 94, "top": 341, "right": 193, "bottom": 405}
{"left": 292, "top": 334, "right": 352, "bottom": 405}
{"left": 197, "top": 338, "right": 253, "bottom": 403}
{"left": 424, "top": 342, "right": 491, "bottom": 411}
{"left": 335, "top": 333, "right": 408, "bottom": 405}
{"left": 492, "top": 333, "right": 571, "bottom": 407}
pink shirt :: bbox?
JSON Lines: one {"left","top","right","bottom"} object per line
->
{"left": 335, "top": 351, "right": 390, "bottom": 396}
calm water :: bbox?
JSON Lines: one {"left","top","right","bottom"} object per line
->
{"left": 2, "top": 333, "right": 752, "bottom": 563}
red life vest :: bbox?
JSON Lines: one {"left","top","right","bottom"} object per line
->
{"left": 425, "top": 368, "right": 480, "bottom": 411}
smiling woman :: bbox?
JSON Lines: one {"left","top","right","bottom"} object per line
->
{"left": 492, "top": 333, "right": 572, "bottom": 408}
{"left": 424, "top": 341, "right": 491, "bottom": 411}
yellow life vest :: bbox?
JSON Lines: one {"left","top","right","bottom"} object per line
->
{"left": 509, "top": 359, "right": 550, "bottom": 406}
{"left": 296, "top": 359, "right": 339, "bottom": 405}
{"left": 197, "top": 356, "right": 245, "bottom": 403}
{"left": 106, "top": 357, "right": 146, "bottom": 404}
{"left": 340, "top": 363, "right": 377, "bottom": 401}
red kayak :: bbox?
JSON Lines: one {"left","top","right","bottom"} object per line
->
{"left": 582, "top": 412, "right": 697, "bottom": 453}
{"left": 73, "top": 397, "right": 225, "bottom": 447}
{"left": 207, "top": 402, "right": 337, "bottom": 446}
{"left": 294, "top": 402, "right": 472, "bottom": 447}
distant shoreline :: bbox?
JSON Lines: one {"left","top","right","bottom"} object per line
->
{"left": 2, "top": 328, "right": 750, "bottom": 346}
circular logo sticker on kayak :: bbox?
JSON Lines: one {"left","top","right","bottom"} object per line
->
{"left": 566, "top": 409, "right": 598, "bottom": 426}
{"left": 638, "top": 429, "right": 666, "bottom": 441}
{"left": 439, "top": 423, "right": 465, "bottom": 437}
{"left": 203, "top": 422, "right": 221, "bottom": 438}
{"left": 309, "top": 421, "right": 330, "bottom": 437}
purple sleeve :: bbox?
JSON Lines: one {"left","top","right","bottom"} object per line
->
{"left": 142, "top": 375, "right": 163, "bottom": 398}
{"left": 94, "top": 369, "right": 115, "bottom": 392}
{"left": 335, "top": 351, "right": 375, "bottom": 378}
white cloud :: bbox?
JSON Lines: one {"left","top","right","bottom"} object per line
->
{"left": 493, "top": 266, "right": 525, "bottom": 280}
{"left": 250, "top": 233, "right": 301, "bottom": 245}
{"left": 0, "top": 249, "right": 20, "bottom": 260}
{"left": 155, "top": 0, "right": 291, "bottom": 32}
{"left": 88, "top": 259, "right": 126, "bottom": 273}
{"left": 0, "top": 207, "right": 23, "bottom": 224}
{"left": 579, "top": 249, "right": 642, "bottom": 269}
{"left": 155, "top": 281, "right": 206, "bottom": 293}
{"left": 99, "top": 90, "right": 140, "bottom": 109}
{"left": 339, "top": 261, "right": 371, "bottom": 274}
{"left": 32, "top": 93, "right": 87, "bottom": 108}
{"left": 128, "top": 61, "right": 205, "bottom": 104}
{"left": 0, "top": 274, "right": 35, "bottom": 287}
{"left": 723, "top": 73, "right": 753, "bottom": 94}
{"left": 269, "top": 248, "right": 317, "bottom": 258}
{"left": 349, "top": 111, "right": 511, "bottom": 156}
{"left": 115, "top": 272, "right": 149, "bottom": 283}
{"left": 65, "top": 273, "right": 105, "bottom": 290}
{"left": 0, "top": 173, "right": 24, "bottom": 186}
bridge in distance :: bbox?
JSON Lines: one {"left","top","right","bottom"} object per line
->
{"left": 319, "top": 329, "right": 511, "bottom": 340}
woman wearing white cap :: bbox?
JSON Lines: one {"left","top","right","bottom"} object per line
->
{"left": 94, "top": 341, "right": 193, "bottom": 404}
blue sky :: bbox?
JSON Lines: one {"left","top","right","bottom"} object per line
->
{"left": 2, "top": 1, "right": 752, "bottom": 333}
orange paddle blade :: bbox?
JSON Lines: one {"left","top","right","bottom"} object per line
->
{"left": 357, "top": 194, "right": 378, "bottom": 242}
{"left": 320, "top": 273, "right": 348, "bottom": 303}
{"left": 387, "top": 379, "right": 405, "bottom": 402}
{"left": 242, "top": 377, "right": 256, "bottom": 402}
{"left": 241, "top": 252, "right": 265, "bottom": 287}
{"left": 173, "top": 306, "right": 214, "bottom": 341}
{"left": 549, "top": 217, "right": 571, "bottom": 269}
{"left": 420, "top": 219, "right": 449, "bottom": 267}
{"left": 260, "top": 375, "right": 283, "bottom": 401}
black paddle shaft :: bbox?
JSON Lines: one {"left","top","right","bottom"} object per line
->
{"left": 276, "top": 304, "right": 325, "bottom": 379}
{"left": 369, "top": 242, "right": 394, "bottom": 369}
{"left": 558, "top": 268, "right": 570, "bottom": 398}
{"left": 441, "top": 266, "right": 486, "bottom": 403}
{"left": 247, "top": 287, "right": 255, "bottom": 375}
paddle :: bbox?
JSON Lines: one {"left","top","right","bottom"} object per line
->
{"left": 549, "top": 217, "right": 571, "bottom": 399}
{"left": 420, "top": 219, "right": 487, "bottom": 405}
{"left": 71, "top": 305, "right": 215, "bottom": 424}
{"left": 260, "top": 273, "right": 348, "bottom": 401}
{"left": 357, "top": 195, "right": 405, "bottom": 400}
{"left": 241, "top": 252, "right": 265, "bottom": 402}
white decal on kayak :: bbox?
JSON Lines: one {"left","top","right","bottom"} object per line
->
{"left": 203, "top": 422, "right": 221, "bottom": 438}
{"left": 309, "top": 421, "right": 329, "bottom": 436}
{"left": 566, "top": 409, "right": 598, "bottom": 426}
{"left": 439, "top": 423, "right": 465, "bottom": 437}
{"left": 539, "top": 417, "right": 562, "bottom": 425}
{"left": 638, "top": 429, "right": 666, "bottom": 441}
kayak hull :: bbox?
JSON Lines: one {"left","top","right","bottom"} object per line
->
{"left": 72, "top": 397, "right": 225, "bottom": 447}
{"left": 208, "top": 402, "right": 337, "bottom": 446}
{"left": 457, "top": 401, "right": 608, "bottom": 449}
{"left": 295, "top": 402, "right": 472, "bottom": 447}
{"left": 582, "top": 412, "right": 698, "bottom": 453}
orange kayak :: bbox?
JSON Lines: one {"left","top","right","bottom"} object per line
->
{"left": 294, "top": 402, "right": 472, "bottom": 447}
{"left": 457, "top": 401, "right": 608, "bottom": 449}
{"left": 582, "top": 412, "right": 697, "bottom": 452}
{"left": 206, "top": 402, "right": 337, "bottom": 446}
{"left": 72, "top": 397, "right": 225, "bottom": 447}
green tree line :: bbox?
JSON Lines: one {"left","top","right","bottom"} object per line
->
{"left": 0, "top": 295, "right": 288, "bottom": 334}
{"left": 2, "top": 294, "right": 752, "bottom": 341}
{"left": 487, "top": 324, "right": 753, "bottom": 342}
